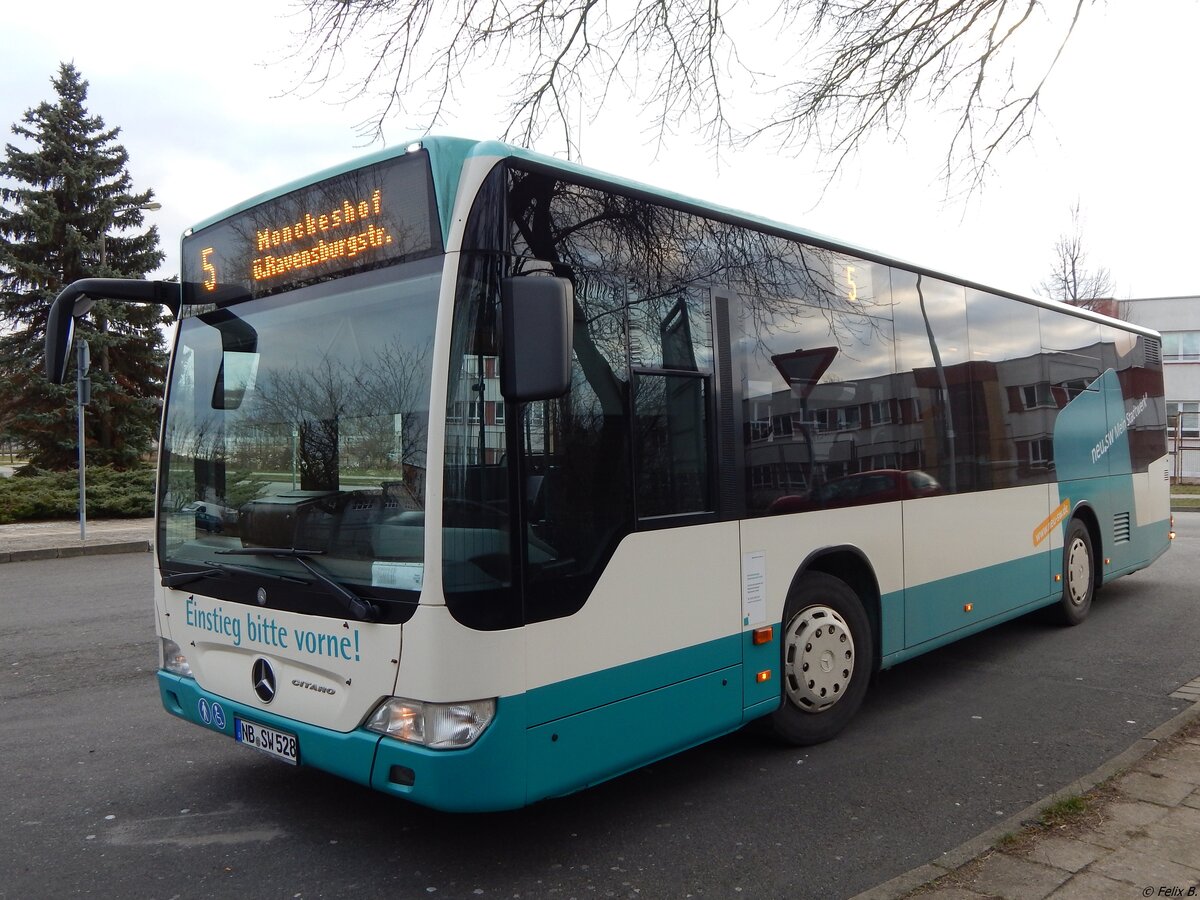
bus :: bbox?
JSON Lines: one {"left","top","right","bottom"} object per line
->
{"left": 45, "top": 137, "right": 1173, "bottom": 811}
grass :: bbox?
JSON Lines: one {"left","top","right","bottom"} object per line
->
{"left": 1038, "top": 794, "right": 1091, "bottom": 827}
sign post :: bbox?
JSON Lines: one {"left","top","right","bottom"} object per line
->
{"left": 76, "top": 339, "right": 90, "bottom": 541}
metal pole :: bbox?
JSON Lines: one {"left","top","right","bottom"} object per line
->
{"left": 76, "top": 339, "right": 90, "bottom": 541}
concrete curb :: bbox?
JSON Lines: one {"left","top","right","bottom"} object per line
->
{"left": 852, "top": 701, "right": 1200, "bottom": 899}
{"left": 0, "top": 540, "right": 152, "bottom": 564}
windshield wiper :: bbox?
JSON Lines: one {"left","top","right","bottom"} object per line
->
{"left": 161, "top": 562, "right": 310, "bottom": 589}
{"left": 217, "top": 548, "right": 379, "bottom": 622}
{"left": 161, "top": 568, "right": 223, "bottom": 588}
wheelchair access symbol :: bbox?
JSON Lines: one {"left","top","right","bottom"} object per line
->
{"left": 197, "top": 698, "right": 227, "bottom": 730}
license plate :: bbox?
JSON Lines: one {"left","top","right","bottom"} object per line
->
{"left": 235, "top": 718, "right": 298, "bottom": 765}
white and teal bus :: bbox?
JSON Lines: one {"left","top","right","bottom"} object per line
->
{"left": 46, "top": 137, "right": 1173, "bottom": 811}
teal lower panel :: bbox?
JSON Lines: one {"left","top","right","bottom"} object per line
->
{"left": 1105, "top": 519, "right": 1172, "bottom": 582}
{"left": 369, "top": 695, "right": 530, "bottom": 812}
{"left": 526, "top": 665, "right": 743, "bottom": 803}
{"left": 158, "top": 673, "right": 380, "bottom": 788}
{"left": 904, "top": 551, "right": 1052, "bottom": 648}
{"left": 526, "top": 634, "right": 741, "bottom": 725}
{"left": 161, "top": 672, "right": 531, "bottom": 812}
{"left": 881, "top": 588, "right": 905, "bottom": 658}
{"left": 742, "top": 628, "right": 781, "bottom": 710}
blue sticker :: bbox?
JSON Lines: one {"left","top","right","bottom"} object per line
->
{"left": 211, "top": 703, "right": 226, "bottom": 730}
{"left": 197, "top": 698, "right": 211, "bottom": 725}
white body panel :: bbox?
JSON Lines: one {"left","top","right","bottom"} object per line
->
{"left": 740, "top": 503, "right": 904, "bottom": 629}
{"left": 903, "top": 485, "right": 1060, "bottom": 587}
{"left": 524, "top": 521, "right": 742, "bottom": 689}
{"left": 159, "top": 588, "right": 401, "bottom": 732}
{"left": 393, "top": 604, "right": 526, "bottom": 701}
{"left": 1134, "top": 454, "right": 1173, "bottom": 524}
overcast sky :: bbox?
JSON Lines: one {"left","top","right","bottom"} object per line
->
{"left": 4, "top": 1, "right": 1197, "bottom": 302}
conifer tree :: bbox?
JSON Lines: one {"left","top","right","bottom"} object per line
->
{"left": 0, "top": 62, "right": 166, "bottom": 470}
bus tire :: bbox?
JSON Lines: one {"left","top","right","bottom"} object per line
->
{"left": 771, "top": 572, "right": 873, "bottom": 746}
{"left": 1055, "top": 518, "right": 1095, "bottom": 626}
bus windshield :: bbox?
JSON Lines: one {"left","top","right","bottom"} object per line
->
{"left": 156, "top": 259, "right": 438, "bottom": 619}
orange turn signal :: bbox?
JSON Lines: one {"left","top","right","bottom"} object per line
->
{"left": 752, "top": 626, "right": 773, "bottom": 646}
{"left": 963, "top": 603, "right": 973, "bottom": 613}
{"left": 756, "top": 670, "right": 772, "bottom": 683}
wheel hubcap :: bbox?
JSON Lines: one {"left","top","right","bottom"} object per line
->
{"left": 783, "top": 605, "right": 855, "bottom": 714}
{"left": 1067, "top": 537, "right": 1091, "bottom": 606}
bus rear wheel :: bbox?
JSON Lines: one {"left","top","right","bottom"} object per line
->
{"left": 1055, "top": 519, "right": 1095, "bottom": 626}
{"left": 771, "top": 572, "right": 873, "bottom": 746}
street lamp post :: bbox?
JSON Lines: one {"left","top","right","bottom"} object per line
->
{"left": 76, "top": 200, "right": 163, "bottom": 540}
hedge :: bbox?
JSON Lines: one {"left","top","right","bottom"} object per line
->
{"left": 0, "top": 466, "right": 155, "bottom": 524}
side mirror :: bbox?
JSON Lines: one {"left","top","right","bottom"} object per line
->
{"left": 45, "top": 278, "right": 182, "bottom": 384}
{"left": 205, "top": 308, "right": 260, "bottom": 410}
{"left": 500, "top": 276, "right": 573, "bottom": 402}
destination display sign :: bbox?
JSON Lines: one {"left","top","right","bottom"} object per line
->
{"left": 181, "top": 150, "right": 440, "bottom": 304}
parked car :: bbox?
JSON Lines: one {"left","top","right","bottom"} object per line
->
{"left": 768, "top": 469, "right": 943, "bottom": 514}
{"left": 180, "top": 501, "right": 228, "bottom": 533}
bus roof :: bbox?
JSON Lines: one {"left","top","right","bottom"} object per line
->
{"left": 186, "top": 136, "right": 1159, "bottom": 340}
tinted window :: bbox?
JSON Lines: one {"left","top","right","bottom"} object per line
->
{"left": 1104, "top": 324, "right": 1167, "bottom": 472}
{"left": 891, "top": 272, "right": 974, "bottom": 494}
{"left": 965, "top": 291, "right": 1048, "bottom": 487}
{"left": 521, "top": 269, "right": 634, "bottom": 623}
{"left": 737, "top": 252, "right": 898, "bottom": 514}
{"left": 442, "top": 251, "right": 517, "bottom": 629}
{"left": 1039, "top": 309, "right": 1103, "bottom": 390}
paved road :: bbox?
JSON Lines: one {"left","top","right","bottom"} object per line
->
{"left": 1, "top": 519, "right": 1198, "bottom": 899}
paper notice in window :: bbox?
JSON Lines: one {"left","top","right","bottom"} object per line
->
{"left": 372, "top": 561, "right": 424, "bottom": 591}
{"left": 742, "top": 551, "right": 767, "bottom": 626}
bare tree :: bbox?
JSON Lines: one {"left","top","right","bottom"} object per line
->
{"left": 290, "top": 0, "right": 1092, "bottom": 189}
{"left": 1040, "top": 201, "right": 1114, "bottom": 311}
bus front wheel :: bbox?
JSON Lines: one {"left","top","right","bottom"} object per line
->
{"left": 771, "top": 572, "right": 873, "bottom": 746}
{"left": 1055, "top": 519, "right": 1095, "bottom": 626}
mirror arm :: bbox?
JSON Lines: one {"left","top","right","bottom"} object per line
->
{"left": 45, "top": 279, "right": 182, "bottom": 384}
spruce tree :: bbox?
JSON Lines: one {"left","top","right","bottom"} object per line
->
{"left": 0, "top": 62, "right": 166, "bottom": 470}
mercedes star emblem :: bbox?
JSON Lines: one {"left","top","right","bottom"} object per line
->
{"left": 251, "top": 657, "right": 277, "bottom": 704}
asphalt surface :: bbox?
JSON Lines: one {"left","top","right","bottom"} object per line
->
{"left": 0, "top": 517, "right": 1197, "bottom": 898}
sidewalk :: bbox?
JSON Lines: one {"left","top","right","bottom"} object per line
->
{"left": 856, "top": 703, "right": 1200, "bottom": 899}
{"left": 0, "top": 517, "right": 154, "bottom": 563}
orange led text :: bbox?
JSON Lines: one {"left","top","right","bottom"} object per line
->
{"left": 251, "top": 188, "right": 395, "bottom": 283}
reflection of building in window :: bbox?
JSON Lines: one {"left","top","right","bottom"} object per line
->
{"left": 1058, "top": 379, "right": 1090, "bottom": 400}
{"left": 445, "top": 354, "right": 506, "bottom": 465}
{"left": 1019, "top": 382, "right": 1056, "bottom": 410}
{"left": 742, "top": 329, "right": 1163, "bottom": 511}
{"left": 750, "top": 464, "right": 775, "bottom": 489}
{"left": 749, "top": 401, "right": 772, "bottom": 442}
{"left": 1026, "top": 438, "right": 1054, "bottom": 468}
{"left": 816, "top": 406, "right": 861, "bottom": 432}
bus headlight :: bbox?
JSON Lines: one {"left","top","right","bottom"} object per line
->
{"left": 160, "top": 638, "right": 193, "bottom": 678}
{"left": 365, "top": 697, "right": 495, "bottom": 749}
